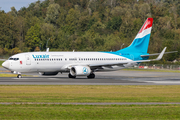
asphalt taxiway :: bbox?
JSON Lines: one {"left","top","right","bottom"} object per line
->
{"left": 1, "top": 67, "right": 180, "bottom": 85}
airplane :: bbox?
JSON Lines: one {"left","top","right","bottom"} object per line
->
{"left": 1, "top": 18, "right": 176, "bottom": 78}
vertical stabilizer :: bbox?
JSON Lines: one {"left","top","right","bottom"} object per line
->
{"left": 117, "top": 18, "right": 153, "bottom": 53}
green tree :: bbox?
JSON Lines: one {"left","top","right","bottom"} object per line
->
{"left": 25, "top": 24, "right": 41, "bottom": 51}
{"left": 40, "top": 23, "right": 56, "bottom": 50}
{"left": 45, "top": 3, "right": 60, "bottom": 24}
{"left": 0, "top": 11, "right": 12, "bottom": 48}
{"left": 65, "top": 7, "right": 80, "bottom": 35}
{"left": 107, "top": 16, "right": 122, "bottom": 31}
{"left": 10, "top": 7, "right": 17, "bottom": 17}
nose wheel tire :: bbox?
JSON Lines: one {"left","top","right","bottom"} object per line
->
{"left": 17, "top": 74, "right": 22, "bottom": 78}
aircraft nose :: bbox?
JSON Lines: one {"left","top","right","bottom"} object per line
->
{"left": 2, "top": 61, "right": 10, "bottom": 69}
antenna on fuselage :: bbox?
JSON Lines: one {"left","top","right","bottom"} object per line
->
{"left": 46, "top": 38, "right": 50, "bottom": 52}
{"left": 46, "top": 48, "right": 49, "bottom": 52}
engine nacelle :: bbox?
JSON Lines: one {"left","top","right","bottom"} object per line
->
{"left": 70, "top": 66, "right": 91, "bottom": 76}
{"left": 39, "top": 72, "right": 58, "bottom": 76}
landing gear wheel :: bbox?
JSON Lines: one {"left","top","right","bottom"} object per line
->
{"left": 87, "top": 73, "right": 95, "bottom": 79}
{"left": 68, "top": 73, "right": 76, "bottom": 78}
{"left": 17, "top": 74, "right": 22, "bottom": 78}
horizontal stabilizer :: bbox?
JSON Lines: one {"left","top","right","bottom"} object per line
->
{"left": 141, "top": 51, "right": 177, "bottom": 57}
{"left": 133, "top": 47, "right": 167, "bottom": 63}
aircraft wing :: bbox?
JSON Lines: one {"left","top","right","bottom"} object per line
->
{"left": 89, "top": 47, "right": 167, "bottom": 68}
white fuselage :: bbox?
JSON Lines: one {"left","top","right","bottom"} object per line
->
{"left": 5, "top": 51, "right": 133, "bottom": 73}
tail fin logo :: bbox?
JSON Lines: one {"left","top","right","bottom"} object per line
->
{"left": 139, "top": 18, "right": 153, "bottom": 34}
{"left": 116, "top": 18, "right": 153, "bottom": 54}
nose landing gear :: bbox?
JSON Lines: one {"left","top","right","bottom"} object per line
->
{"left": 17, "top": 72, "right": 22, "bottom": 78}
{"left": 17, "top": 74, "right": 22, "bottom": 78}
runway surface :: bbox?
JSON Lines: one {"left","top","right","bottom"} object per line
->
{"left": 1, "top": 67, "right": 180, "bottom": 85}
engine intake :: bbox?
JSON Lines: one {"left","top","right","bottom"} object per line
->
{"left": 70, "top": 66, "right": 91, "bottom": 76}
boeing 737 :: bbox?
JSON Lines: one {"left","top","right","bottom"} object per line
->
{"left": 1, "top": 18, "right": 175, "bottom": 78}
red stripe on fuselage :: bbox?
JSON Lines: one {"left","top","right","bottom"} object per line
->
{"left": 138, "top": 18, "right": 153, "bottom": 34}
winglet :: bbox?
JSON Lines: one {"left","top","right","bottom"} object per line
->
{"left": 154, "top": 47, "right": 166, "bottom": 61}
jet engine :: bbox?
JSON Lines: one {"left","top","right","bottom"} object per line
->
{"left": 39, "top": 72, "right": 58, "bottom": 76}
{"left": 70, "top": 66, "right": 91, "bottom": 76}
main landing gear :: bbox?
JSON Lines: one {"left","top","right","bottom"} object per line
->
{"left": 68, "top": 73, "right": 95, "bottom": 79}
{"left": 68, "top": 73, "right": 76, "bottom": 78}
{"left": 87, "top": 73, "right": 95, "bottom": 79}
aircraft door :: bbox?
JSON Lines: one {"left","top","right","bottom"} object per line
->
{"left": 25, "top": 55, "right": 31, "bottom": 65}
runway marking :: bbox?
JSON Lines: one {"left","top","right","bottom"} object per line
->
{"left": 48, "top": 78, "right": 58, "bottom": 80}
{"left": 12, "top": 78, "right": 30, "bottom": 80}
{"left": 146, "top": 81, "right": 180, "bottom": 84}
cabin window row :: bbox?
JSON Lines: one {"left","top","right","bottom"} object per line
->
{"left": 35, "top": 58, "right": 62, "bottom": 61}
{"left": 82, "top": 58, "right": 127, "bottom": 61}
{"left": 69, "top": 58, "right": 127, "bottom": 61}
{"left": 35, "top": 58, "right": 127, "bottom": 61}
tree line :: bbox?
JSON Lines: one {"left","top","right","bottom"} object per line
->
{"left": 0, "top": 0, "right": 180, "bottom": 62}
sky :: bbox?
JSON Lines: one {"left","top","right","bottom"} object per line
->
{"left": 0, "top": 0, "right": 41, "bottom": 13}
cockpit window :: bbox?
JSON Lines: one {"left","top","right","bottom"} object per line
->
{"left": 9, "top": 58, "right": 14, "bottom": 60}
{"left": 8, "top": 58, "right": 19, "bottom": 61}
{"left": 14, "top": 58, "right": 19, "bottom": 60}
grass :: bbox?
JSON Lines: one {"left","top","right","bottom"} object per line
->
{"left": 0, "top": 73, "right": 31, "bottom": 77}
{"left": 0, "top": 73, "right": 18, "bottom": 77}
{"left": 0, "top": 104, "right": 180, "bottom": 119}
{"left": 1, "top": 85, "right": 180, "bottom": 119}
{"left": 0, "top": 85, "right": 180, "bottom": 103}
{"left": 0, "top": 61, "right": 4, "bottom": 67}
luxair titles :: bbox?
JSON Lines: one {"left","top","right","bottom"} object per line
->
{"left": 32, "top": 54, "right": 49, "bottom": 59}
